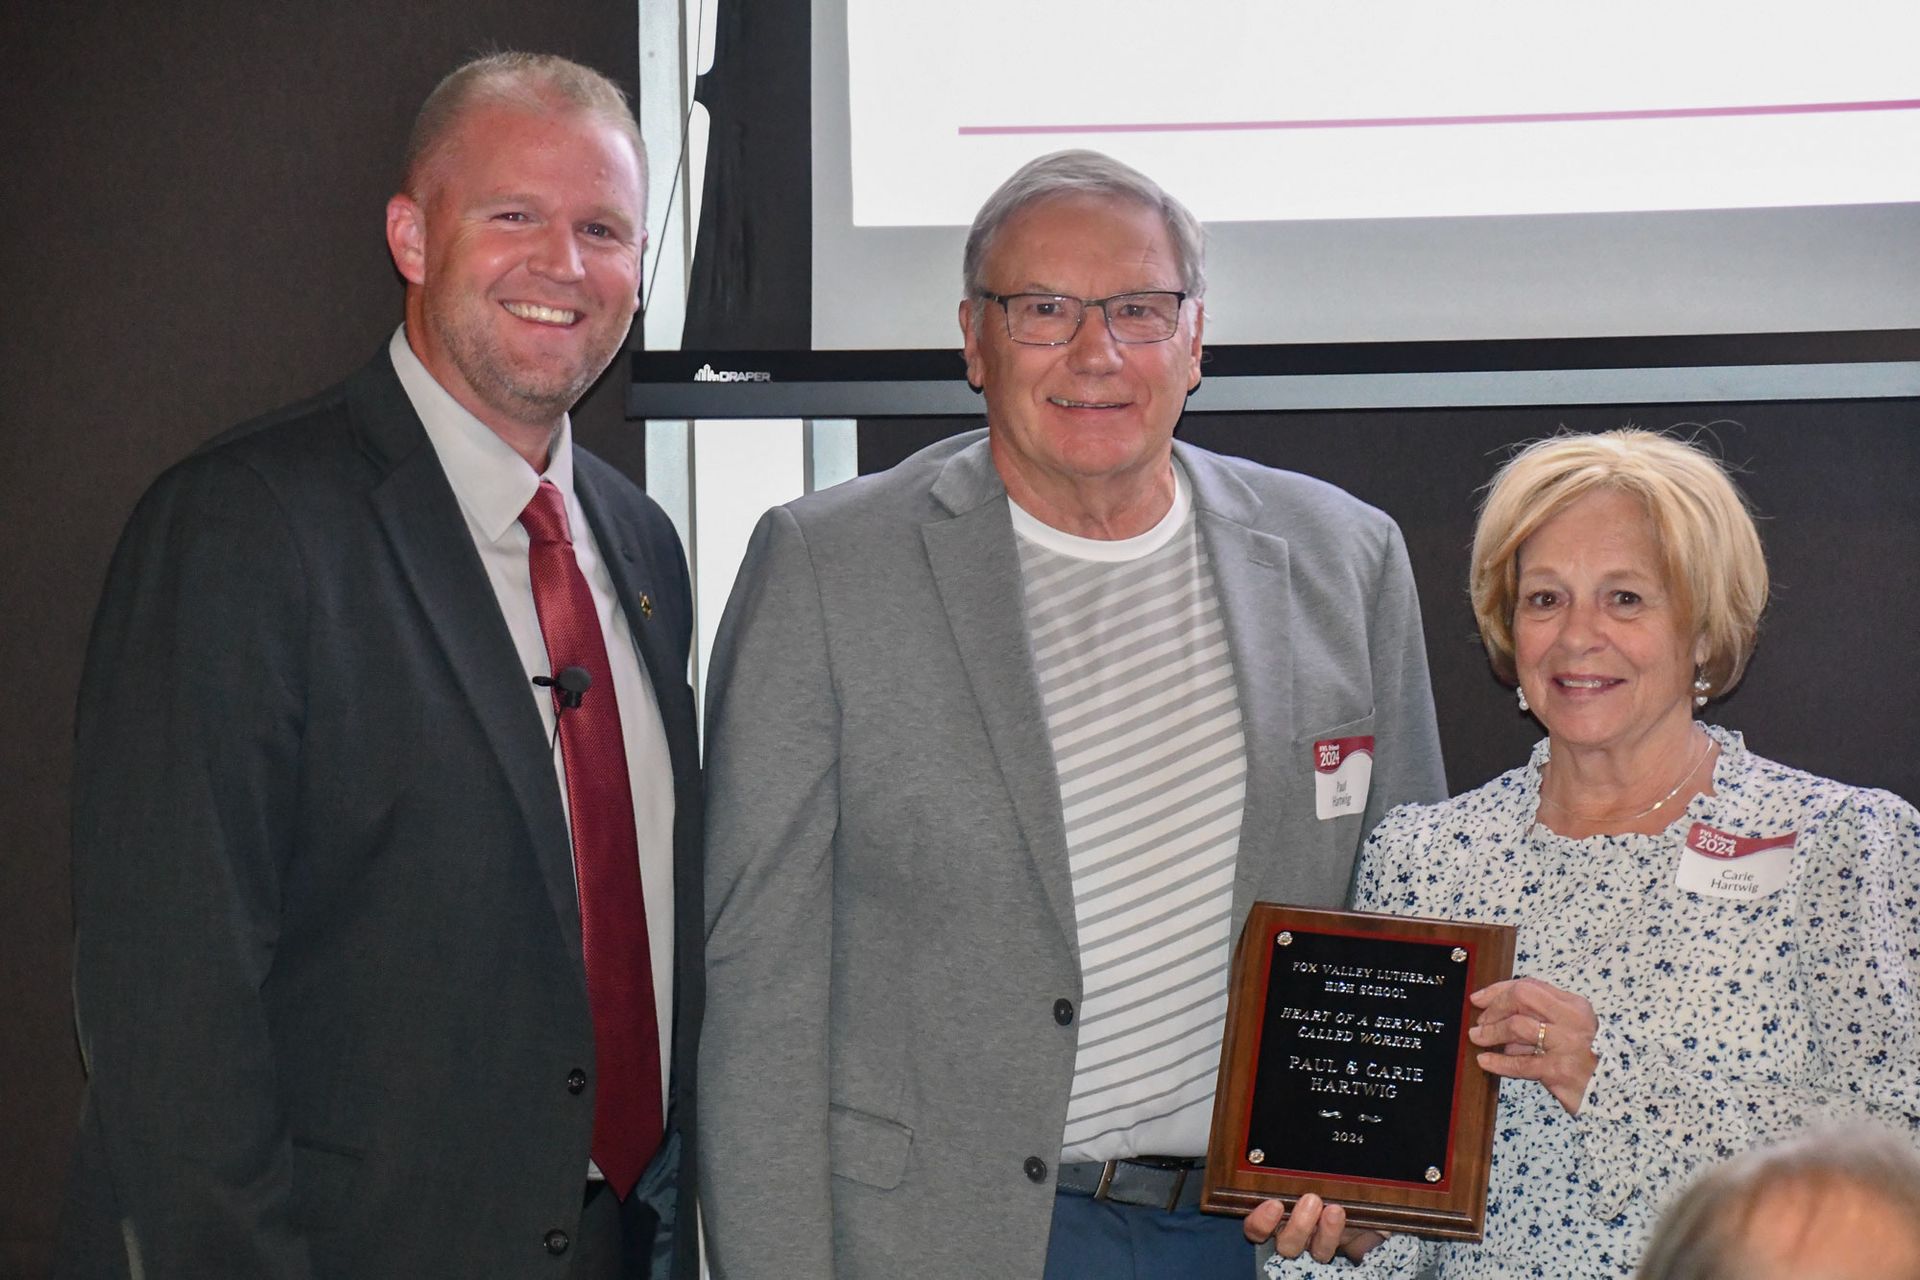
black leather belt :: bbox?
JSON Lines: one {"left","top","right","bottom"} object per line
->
{"left": 1055, "top": 1156, "right": 1206, "bottom": 1212}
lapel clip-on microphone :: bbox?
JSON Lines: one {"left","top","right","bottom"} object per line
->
{"left": 534, "top": 666, "right": 593, "bottom": 751}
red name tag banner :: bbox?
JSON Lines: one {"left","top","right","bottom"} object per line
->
{"left": 1683, "top": 822, "right": 1797, "bottom": 860}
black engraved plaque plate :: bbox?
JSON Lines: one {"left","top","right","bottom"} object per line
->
{"left": 1248, "top": 927, "right": 1466, "bottom": 1182}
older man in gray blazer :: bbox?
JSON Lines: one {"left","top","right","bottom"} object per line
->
{"left": 699, "top": 150, "right": 1446, "bottom": 1279}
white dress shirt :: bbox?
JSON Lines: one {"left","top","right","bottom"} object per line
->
{"left": 390, "top": 328, "right": 675, "bottom": 1123}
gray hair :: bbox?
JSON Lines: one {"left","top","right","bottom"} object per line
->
{"left": 404, "top": 52, "right": 646, "bottom": 203}
{"left": 1635, "top": 1125, "right": 1920, "bottom": 1280}
{"left": 962, "top": 149, "right": 1206, "bottom": 325}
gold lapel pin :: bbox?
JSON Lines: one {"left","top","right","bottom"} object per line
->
{"left": 639, "top": 593, "right": 653, "bottom": 618}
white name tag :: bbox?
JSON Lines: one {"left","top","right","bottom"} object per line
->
{"left": 1313, "top": 736, "right": 1374, "bottom": 821}
{"left": 1673, "top": 821, "right": 1797, "bottom": 900}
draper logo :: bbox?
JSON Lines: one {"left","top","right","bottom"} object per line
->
{"left": 693, "top": 364, "right": 772, "bottom": 383}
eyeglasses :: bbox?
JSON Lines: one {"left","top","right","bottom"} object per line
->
{"left": 980, "top": 290, "right": 1189, "bottom": 346}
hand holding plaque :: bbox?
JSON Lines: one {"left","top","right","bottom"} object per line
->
{"left": 1202, "top": 904, "right": 1516, "bottom": 1241}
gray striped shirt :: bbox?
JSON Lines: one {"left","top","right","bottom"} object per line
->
{"left": 1012, "top": 470, "right": 1248, "bottom": 1162}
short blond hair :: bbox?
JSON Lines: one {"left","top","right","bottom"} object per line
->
{"left": 404, "top": 52, "right": 645, "bottom": 202}
{"left": 1469, "top": 429, "right": 1768, "bottom": 700}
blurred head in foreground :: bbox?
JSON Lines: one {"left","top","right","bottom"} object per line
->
{"left": 1634, "top": 1125, "right": 1920, "bottom": 1280}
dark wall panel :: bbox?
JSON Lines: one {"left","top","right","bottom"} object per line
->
{"left": 683, "top": 0, "right": 809, "bottom": 349}
{"left": 0, "top": 5, "right": 636, "bottom": 1275}
{"left": 859, "top": 401, "right": 1920, "bottom": 803}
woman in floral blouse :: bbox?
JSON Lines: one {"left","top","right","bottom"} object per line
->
{"left": 1255, "top": 430, "right": 1920, "bottom": 1278}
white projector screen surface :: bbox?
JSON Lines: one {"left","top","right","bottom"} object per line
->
{"left": 848, "top": 0, "right": 1920, "bottom": 225}
{"left": 811, "top": 0, "right": 1920, "bottom": 350}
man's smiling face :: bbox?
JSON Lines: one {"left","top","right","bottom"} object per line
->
{"left": 391, "top": 100, "right": 645, "bottom": 440}
{"left": 962, "top": 193, "right": 1203, "bottom": 504}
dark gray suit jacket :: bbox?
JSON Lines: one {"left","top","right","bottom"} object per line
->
{"left": 699, "top": 432, "right": 1445, "bottom": 1279}
{"left": 58, "top": 351, "right": 702, "bottom": 1279}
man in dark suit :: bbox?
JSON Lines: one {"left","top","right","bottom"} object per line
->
{"left": 57, "top": 53, "right": 699, "bottom": 1280}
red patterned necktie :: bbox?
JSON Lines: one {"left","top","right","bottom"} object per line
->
{"left": 520, "top": 479, "right": 661, "bottom": 1198}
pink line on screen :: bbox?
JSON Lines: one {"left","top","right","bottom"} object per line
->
{"left": 957, "top": 97, "right": 1920, "bottom": 136}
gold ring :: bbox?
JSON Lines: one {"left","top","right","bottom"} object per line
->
{"left": 1534, "top": 1022, "right": 1549, "bottom": 1056}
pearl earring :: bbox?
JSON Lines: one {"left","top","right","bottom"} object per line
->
{"left": 1516, "top": 684, "right": 1530, "bottom": 713}
{"left": 1692, "top": 670, "right": 1712, "bottom": 709}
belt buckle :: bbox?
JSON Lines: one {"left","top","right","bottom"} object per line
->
{"left": 1095, "top": 1156, "right": 1191, "bottom": 1213}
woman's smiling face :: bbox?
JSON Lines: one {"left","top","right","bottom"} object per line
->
{"left": 1513, "top": 487, "right": 1706, "bottom": 759}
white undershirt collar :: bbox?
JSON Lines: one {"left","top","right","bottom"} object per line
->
{"left": 1008, "top": 461, "right": 1192, "bottom": 562}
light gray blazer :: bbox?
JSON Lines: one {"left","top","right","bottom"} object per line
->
{"left": 698, "top": 432, "right": 1444, "bottom": 1279}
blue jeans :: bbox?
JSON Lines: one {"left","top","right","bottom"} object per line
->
{"left": 1043, "top": 1188, "right": 1255, "bottom": 1279}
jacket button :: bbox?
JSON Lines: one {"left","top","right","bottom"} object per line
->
{"left": 1053, "top": 998, "right": 1074, "bottom": 1026}
{"left": 1024, "top": 1156, "right": 1048, "bottom": 1183}
{"left": 566, "top": 1068, "right": 588, "bottom": 1095}
{"left": 544, "top": 1229, "right": 570, "bottom": 1255}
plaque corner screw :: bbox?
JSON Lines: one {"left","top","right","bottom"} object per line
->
{"left": 1249, "top": 1148, "right": 1266, "bottom": 1165}
{"left": 1451, "top": 947, "right": 1467, "bottom": 963}
{"left": 1425, "top": 1166, "right": 1442, "bottom": 1182}
{"left": 1276, "top": 932, "right": 1293, "bottom": 947}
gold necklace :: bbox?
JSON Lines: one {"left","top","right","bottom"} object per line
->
{"left": 1537, "top": 727, "right": 1713, "bottom": 825}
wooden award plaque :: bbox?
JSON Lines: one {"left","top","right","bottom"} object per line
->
{"left": 1201, "top": 904, "right": 1516, "bottom": 1240}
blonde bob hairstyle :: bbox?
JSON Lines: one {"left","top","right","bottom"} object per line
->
{"left": 1470, "top": 430, "right": 1768, "bottom": 701}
